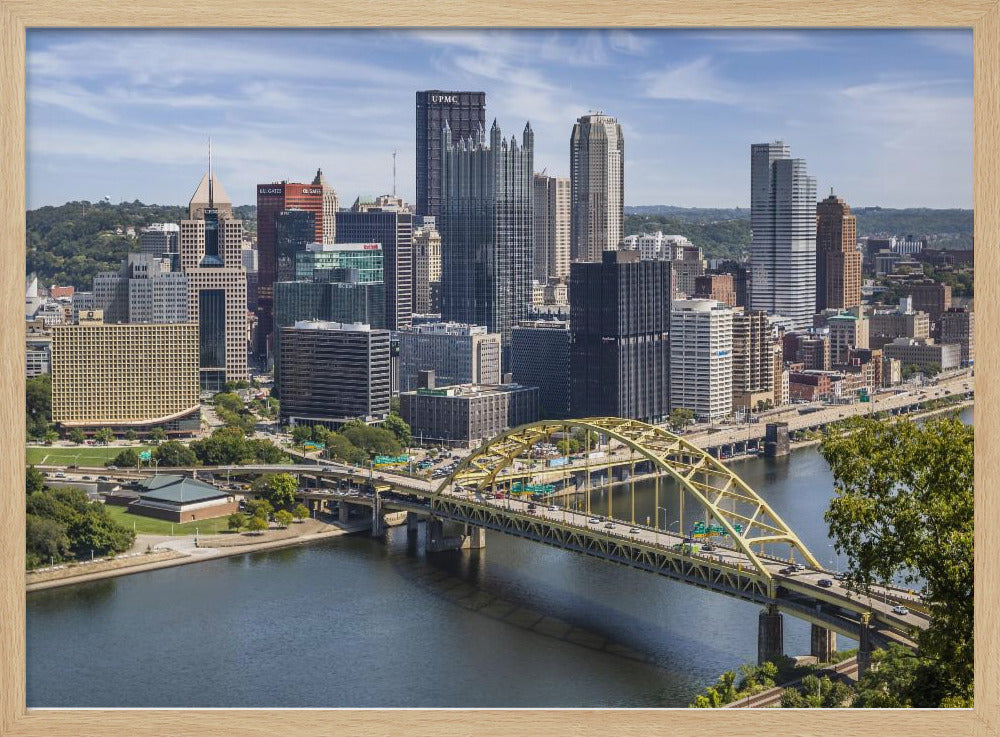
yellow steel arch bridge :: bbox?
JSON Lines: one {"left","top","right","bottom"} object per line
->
{"left": 435, "top": 416, "right": 821, "bottom": 582}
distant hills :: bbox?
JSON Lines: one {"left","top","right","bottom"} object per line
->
{"left": 25, "top": 200, "right": 973, "bottom": 290}
{"left": 625, "top": 206, "right": 974, "bottom": 259}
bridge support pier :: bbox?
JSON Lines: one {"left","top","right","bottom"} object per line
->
{"left": 757, "top": 605, "right": 784, "bottom": 665}
{"left": 857, "top": 615, "right": 873, "bottom": 677}
{"left": 810, "top": 624, "right": 837, "bottom": 663}
{"left": 337, "top": 504, "right": 349, "bottom": 524}
{"left": 425, "top": 518, "right": 486, "bottom": 553}
{"left": 406, "top": 511, "right": 420, "bottom": 537}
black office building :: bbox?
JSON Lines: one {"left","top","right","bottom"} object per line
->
{"left": 336, "top": 209, "right": 412, "bottom": 331}
{"left": 274, "top": 209, "right": 316, "bottom": 283}
{"left": 510, "top": 320, "right": 571, "bottom": 420}
{"left": 278, "top": 321, "right": 391, "bottom": 428}
{"left": 415, "top": 90, "right": 486, "bottom": 218}
{"left": 570, "top": 251, "right": 671, "bottom": 423}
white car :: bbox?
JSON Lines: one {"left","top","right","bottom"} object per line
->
{"left": 891, "top": 605, "right": 910, "bottom": 616}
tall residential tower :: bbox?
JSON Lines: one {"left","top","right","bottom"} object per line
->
{"left": 816, "top": 191, "right": 861, "bottom": 311}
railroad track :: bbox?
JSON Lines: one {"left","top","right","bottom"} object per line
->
{"left": 724, "top": 656, "right": 860, "bottom": 708}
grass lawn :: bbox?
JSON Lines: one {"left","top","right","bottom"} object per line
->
{"left": 27, "top": 445, "right": 155, "bottom": 468}
{"left": 104, "top": 504, "right": 235, "bottom": 535}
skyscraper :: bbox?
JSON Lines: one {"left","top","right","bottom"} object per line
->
{"left": 749, "top": 141, "right": 817, "bottom": 330}
{"left": 181, "top": 162, "right": 248, "bottom": 391}
{"left": 412, "top": 223, "right": 442, "bottom": 314}
{"left": 313, "top": 168, "right": 339, "bottom": 245}
{"left": 415, "top": 90, "right": 487, "bottom": 218}
{"left": 532, "top": 173, "right": 571, "bottom": 282}
{"left": 670, "top": 299, "right": 734, "bottom": 423}
{"left": 816, "top": 192, "right": 861, "bottom": 311}
{"left": 570, "top": 113, "right": 624, "bottom": 262}
{"left": 570, "top": 251, "right": 671, "bottom": 422}
{"left": 336, "top": 205, "right": 413, "bottom": 331}
{"left": 440, "top": 119, "right": 533, "bottom": 348}
{"left": 256, "top": 179, "right": 325, "bottom": 356}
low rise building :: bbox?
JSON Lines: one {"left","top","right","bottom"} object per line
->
{"left": 126, "top": 475, "right": 238, "bottom": 523}
{"left": 882, "top": 338, "right": 961, "bottom": 375}
{"left": 397, "top": 322, "right": 501, "bottom": 393}
{"left": 400, "top": 383, "right": 539, "bottom": 448}
{"left": 939, "top": 307, "right": 975, "bottom": 366}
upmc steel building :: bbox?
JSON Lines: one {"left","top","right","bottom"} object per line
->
{"left": 415, "top": 90, "right": 486, "bottom": 218}
{"left": 256, "top": 181, "right": 325, "bottom": 356}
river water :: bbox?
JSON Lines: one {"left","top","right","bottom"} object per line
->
{"left": 26, "top": 406, "right": 972, "bottom": 707}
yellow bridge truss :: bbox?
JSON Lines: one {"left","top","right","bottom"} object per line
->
{"left": 435, "top": 417, "right": 821, "bottom": 579}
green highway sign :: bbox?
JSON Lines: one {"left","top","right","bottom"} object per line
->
{"left": 139, "top": 450, "right": 152, "bottom": 461}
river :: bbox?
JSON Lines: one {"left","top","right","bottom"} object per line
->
{"left": 25, "top": 406, "right": 972, "bottom": 707}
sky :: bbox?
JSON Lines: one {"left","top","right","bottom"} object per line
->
{"left": 26, "top": 29, "right": 974, "bottom": 210}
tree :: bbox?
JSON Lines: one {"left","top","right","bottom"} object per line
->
{"left": 124, "top": 429, "right": 137, "bottom": 442}
{"left": 821, "top": 414, "right": 973, "bottom": 705}
{"left": 26, "top": 514, "right": 71, "bottom": 568}
{"left": 292, "top": 504, "right": 309, "bottom": 522}
{"left": 341, "top": 423, "right": 401, "bottom": 457}
{"left": 291, "top": 425, "right": 314, "bottom": 445}
{"left": 26, "top": 374, "right": 52, "bottom": 440}
{"left": 245, "top": 515, "right": 269, "bottom": 535}
{"left": 154, "top": 440, "right": 198, "bottom": 467}
{"left": 244, "top": 498, "right": 273, "bottom": 521}
{"left": 149, "top": 427, "right": 167, "bottom": 444}
{"left": 109, "top": 448, "right": 139, "bottom": 468}
{"left": 668, "top": 408, "right": 695, "bottom": 433}
{"left": 383, "top": 413, "right": 412, "bottom": 447}
{"left": 252, "top": 473, "right": 298, "bottom": 510}
{"left": 26, "top": 465, "right": 45, "bottom": 495}
{"left": 274, "top": 510, "right": 293, "bottom": 528}
{"left": 94, "top": 428, "right": 114, "bottom": 445}
{"left": 227, "top": 513, "right": 246, "bottom": 532}
{"left": 323, "top": 433, "right": 367, "bottom": 465}
{"left": 68, "top": 428, "right": 87, "bottom": 445}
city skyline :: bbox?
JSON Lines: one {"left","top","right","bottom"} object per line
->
{"left": 27, "top": 29, "right": 973, "bottom": 210}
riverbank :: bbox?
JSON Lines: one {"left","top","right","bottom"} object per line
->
{"left": 26, "top": 517, "right": 370, "bottom": 592}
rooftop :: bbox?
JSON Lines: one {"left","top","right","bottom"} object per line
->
{"left": 136, "top": 475, "right": 230, "bottom": 505}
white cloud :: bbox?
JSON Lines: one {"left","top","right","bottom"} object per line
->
{"left": 643, "top": 57, "right": 742, "bottom": 105}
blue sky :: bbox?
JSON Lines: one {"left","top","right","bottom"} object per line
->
{"left": 26, "top": 29, "right": 973, "bottom": 210}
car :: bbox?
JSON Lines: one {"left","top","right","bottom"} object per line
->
{"left": 107, "top": 465, "right": 118, "bottom": 470}
{"left": 588, "top": 518, "right": 601, "bottom": 524}
{"left": 82, "top": 475, "right": 92, "bottom": 480}
{"left": 779, "top": 566, "right": 796, "bottom": 574}
{"left": 67, "top": 464, "right": 78, "bottom": 470}
{"left": 604, "top": 522, "right": 615, "bottom": 529}
{"left": 891, "top": 605, "right": 910, "bottom": 616}
{"left": 526, "top": 503, "right": 537, "bottom": 511}
{"left": 834, "top": 572, "right": 846, "bottom": 581}
{"left": 54, "top": 472, "right": 66, "bottom": 478}
{"left": 700, "top": 544, "right": 715, "bottom": 552}
{"left": 629, "top": 527, "right": 640, "bottom": 534}
{"left": 818, "top": 579, "right": 834, "bottom": 588}
{"left": 548, "top": 505, "right": 558, "bottom": 511}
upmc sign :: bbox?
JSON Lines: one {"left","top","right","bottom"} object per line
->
{"left": 431, "top": 94, "right": 459, "bottom": 104}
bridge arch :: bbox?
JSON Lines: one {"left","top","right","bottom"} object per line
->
{"left": 435, "top": 417, "right": 821, "bottom": 580}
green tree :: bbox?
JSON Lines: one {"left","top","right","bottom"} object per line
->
{"left": 252, "top": 473, "right": 298, "bottom": 510}
{"left": 244, "top": 498, "right": 273, "bottom": 521}
{"left": 153, "top": 440, "right": 198, "bottom": 467}
{"left": 26, "top": 465, "right": 45, "bottom": 495}
{"left": 227, "top": 513, "right": 246, "bottom": 532}
{"left": 691, "top": 670, "right": 738, "bottom": 708}
{"left": 274, "top": 510, "right": 294, "bottom": 528}
{"left": 291, "top": 425, "right": 314, "bottom": 445}
{"left": 821, "top": 415, "right": 973, "bottom": 705}
{"left": 341, "top": 422, "right": 401, "bottom": 457}
{"left": 109, "top": 448, "right": 139, "bottom": 468}
{"left": 94, "top": 428, "right": 114, "bottom": 445}
{"left": 26, "top": 515, "right": 71, "bottom": 568}
{"left": 245, "top": 515, "right": 269, "bottom": 535}
{"left": 124, "top": 429, "right": 137, "bottom": 442}
{"left": 323, "top": 433, "right": 367, "bottom": 465}
{"left": 668, "top": 408, "right": 695, "bottom": 433}
{"left": 68, "top": 428, "right": 87, "bottom": 445}
{"left": 383, "top": 413, "right": 412, "bottom": 447}
{"left": 292, "top": 504, "right": 310, "bottom": 522}
{"left": 149, "top": 427, "right": 168, "bottom": 444}
{"left": 26, "top": 374, "right": 52, "bottom": 440}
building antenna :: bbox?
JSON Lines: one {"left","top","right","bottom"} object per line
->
{"left": 208, "top": 136, "right": 214, "bottom": 208}
{"left": 392, "top": 150, "right": 397, "bottom": 197}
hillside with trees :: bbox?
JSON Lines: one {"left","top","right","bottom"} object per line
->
{"left": 27, "top": 200, "right": 256, "bottom": 289}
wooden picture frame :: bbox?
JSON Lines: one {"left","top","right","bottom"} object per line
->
{"left": 1, "top": 2, "right": 996, "bottom": 735}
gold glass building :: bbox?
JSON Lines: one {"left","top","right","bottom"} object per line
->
{"left": 51, "top": 315, "right": 200, "bottom": 434}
